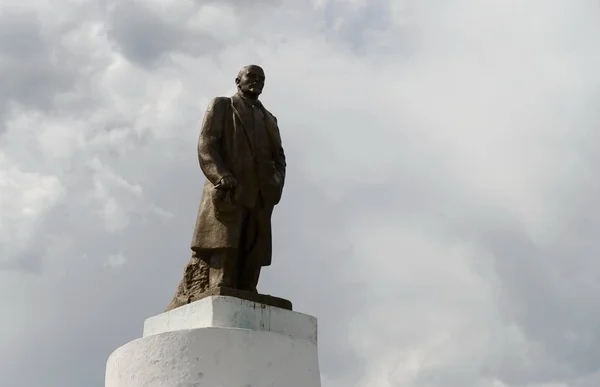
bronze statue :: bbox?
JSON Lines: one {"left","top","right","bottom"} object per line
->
{"left": 166, "top": 65, "right": 289, "bottom": 311}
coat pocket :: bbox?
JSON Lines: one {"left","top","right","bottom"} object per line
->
{"left": 260, "top": 162, "right": 283, "bottom": 205}
{"left": 211, "top": 187, "right": 238, "bottom": 223}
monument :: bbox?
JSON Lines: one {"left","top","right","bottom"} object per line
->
{"left": 166, "top": 64, "right": 290, "bottom": 312}
{"left": 104, "top": 65, "right": 321, "bottom": 387}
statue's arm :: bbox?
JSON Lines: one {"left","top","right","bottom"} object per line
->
{"left": 198, "top": 97, "right": 232, "bottom": 186}
{"left": 272, "top": 116, "right": 287, "bottom": 185}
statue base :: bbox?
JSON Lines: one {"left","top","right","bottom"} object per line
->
{"left": 166, "top": 286, "right": 293, "bottom": 312}
{"left": 197, "top": 286, "right": 292, "bottom": 310}
{"left": 105, "top": 295, "right": 321, "bottom": 387}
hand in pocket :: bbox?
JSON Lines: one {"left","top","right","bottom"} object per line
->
{"left": 212, "top": 187, "right": 237, "bottom": 222}
{"left": 272, "top": 170, "right": 282, "bottom": 186}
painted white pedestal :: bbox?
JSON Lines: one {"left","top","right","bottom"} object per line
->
{"left": 105, "top": 296, "right": 321, "bottom": 387}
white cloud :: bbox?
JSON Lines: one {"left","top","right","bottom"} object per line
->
{"left": 0, "top": 153, "right": 64, "bottom": 258}
{"left": 106, "top": 252, "right": 127, "bottom": 268}
{"left": 87, "top": 157, "right": 143, "bottom": 233}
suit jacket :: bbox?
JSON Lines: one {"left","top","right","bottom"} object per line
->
{"left": 190, "top": 93, "right": 286, "bottom": 265}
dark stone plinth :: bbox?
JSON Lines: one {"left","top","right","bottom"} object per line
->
{"left": 168, "top": 286, "right": 292, "bottom": 311}
{"left": 198, "top": 287, "right": 292, "bottom": 310}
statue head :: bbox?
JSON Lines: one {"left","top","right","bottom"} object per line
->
{"left": 235, "top": 65, "right": 265, "bottom": 99}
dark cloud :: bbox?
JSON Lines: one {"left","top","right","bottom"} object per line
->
{"left": 0, "top": 11, "right": 77, "bottom": 121}
{"left": 104, "top": 0, "right": 245, "bottom": 67}
{"left": 105, "top": 1, "right": 184, "bottom": 66}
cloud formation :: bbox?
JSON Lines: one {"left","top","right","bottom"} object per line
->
{"left": 1, "top": 0, "right": 600, "bottom": 386}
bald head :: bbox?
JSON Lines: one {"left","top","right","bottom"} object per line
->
{"left": 236, "top": 65, "right": 263, "bottom": 79}
{"left": 235, "top": 65, "right": 265, "bottom": 99}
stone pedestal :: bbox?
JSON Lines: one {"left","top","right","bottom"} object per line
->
{"left": 105, "top": 296, "right": 321, "bottom": 387}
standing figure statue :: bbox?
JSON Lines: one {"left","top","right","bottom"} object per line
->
{"left": 166, "top": 65, "right": 287, "bottom": 311}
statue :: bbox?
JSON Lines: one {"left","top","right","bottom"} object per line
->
{"left": 166, "top": 65, "right": 289, "bottom": 311}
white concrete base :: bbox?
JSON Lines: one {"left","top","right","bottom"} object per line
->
{"left": 105, "top": 296, "right": 321, "bottom": 387}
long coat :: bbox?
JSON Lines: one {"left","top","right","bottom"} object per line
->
{"left": 190, "top": 93, "right": 286, "bottom": 267}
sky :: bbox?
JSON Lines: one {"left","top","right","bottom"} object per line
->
{"left": 1, "top": 0, "right": 600, "bottom": 386}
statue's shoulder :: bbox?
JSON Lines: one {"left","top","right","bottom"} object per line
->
{"left": 206, "top": 96, "right": 231, "bottom": 111}
{"left": 261, "top": 105, "right": 277, "bottom": 123}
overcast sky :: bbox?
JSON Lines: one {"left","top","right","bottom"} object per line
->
{"left": 1, "top": 0, "right": 600, "bottom": 386}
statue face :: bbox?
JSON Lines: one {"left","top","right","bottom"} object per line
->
{"left": 236, "top": 65, "right": 265, "bottom": 97}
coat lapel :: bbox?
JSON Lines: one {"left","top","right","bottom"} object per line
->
{"left": 230, "top": 93, "right": 281, "bottom": 153}
{"left": 230, "top": 94, "right": 255, "bottom": 156}
{"left": 230, "top": 93, "right": 250, "bottom": 127}
{"left": 261, "top": 108, "right": 281, "bottom": 148}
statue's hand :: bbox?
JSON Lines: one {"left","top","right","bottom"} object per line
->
{"left": 217, "top": 175, "right": 238, "bottom": 190}
{"left": 273, "top": 171, "right": 282, "bottom": 186}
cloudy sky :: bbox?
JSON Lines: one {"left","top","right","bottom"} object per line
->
{"left": 1, "top": 0, "right": 600, "bottom": 386}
